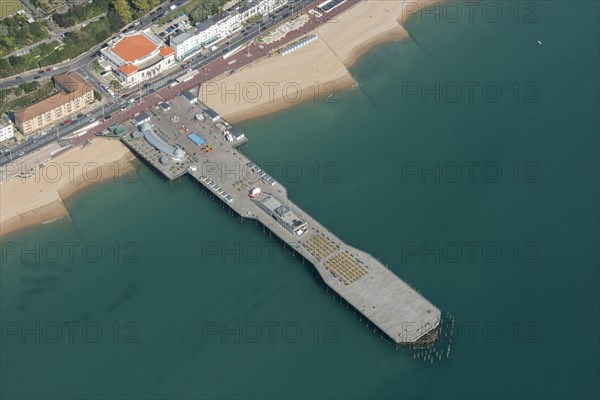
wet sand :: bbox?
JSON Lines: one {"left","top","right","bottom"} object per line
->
{"left": 0, "top": 139, "right": 133, "bottom": 236}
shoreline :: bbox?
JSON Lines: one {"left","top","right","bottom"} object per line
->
{"left": 204, "top": 0, "right": 437, "bottom": 124}
{"left": 0, "top": 139, "right": 134, "bottom": 237}
{"left": 0, "top": 0, "right": 436, "bottom": 237}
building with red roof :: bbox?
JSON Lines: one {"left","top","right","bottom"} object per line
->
{"left": 100, "top": 29, "right": 177, "bottom": 87}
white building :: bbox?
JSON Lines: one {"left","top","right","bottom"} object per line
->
{"left": 0, "top": 114, "right": 15, "bottom": 143}
{"left": 101, "top": 29, "right": 177, "bottom": 87}
{"left": 170, "top": 0, "right": 286, "bottom": 61}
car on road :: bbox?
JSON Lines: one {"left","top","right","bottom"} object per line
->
{"left": 37, "top": 70, "right": 44, "bottom": 74}
{"left": 34, "top": 75, "right": 41, "bottom": 79}
{"left": 15, "top": 76, "right": 22, "bottom": 80}
{"left": 45, "top": 67, "right": 52, "bottom": 72}
{"left": 18, "top": 151, "right": 25, "bottom": 157}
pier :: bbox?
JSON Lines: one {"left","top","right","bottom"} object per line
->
{"left": 118, "top": 90, "right": 441, "bottom": 345}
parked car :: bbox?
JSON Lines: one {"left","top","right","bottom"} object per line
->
{"left": 34, "top": 75, "right": 41, "bottom": 79}
{"left": 121, "top": 93, "right": 129, "bottom": 98}
{"left": 104, "top": 115, "right": 111, "bottom": 120}
{"left": 15, "top": 76, "right": 22, "bottom": 80}
{"left": 45, "top": 67, "right": 52, "bottom": 72}
{"left": 37, "top": 69, "right": 44, "bottom": 74}
{"left": 149, "top": 89, "right": 156, "bottom": 94}
{"left": 18, "top": 151, "right": 25, "bottom": 157}
{"left": 64, "top": 119, "right": 72, "bottom": 124}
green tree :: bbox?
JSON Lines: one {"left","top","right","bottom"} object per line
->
{"left": 107, "top": 9, "right": 125, "bottom": 31}
{"left": 132, "top": 0, "right": 150, "bottom": 12}
{"left": 112, "top": 0, "right": 132, "bottom": 24}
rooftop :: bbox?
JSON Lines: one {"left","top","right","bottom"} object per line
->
{"left": 0, "top": 114, "right": 13, "bottom": 128}
{"left": 14, "top": 72, "right": 93, "bottom": 124}
{"left": 204, "top": 108, "right": 220, "bottom": 119}
{"left": 111, "top": 34, "right": 157, "bottom": 63}
{"left": 119, "top": 64, "right": 139, "bottom": 76}
{"left": 182, "top": 91, "right": 197, "bottom": 101}
{"left": 159, "top": 46, "right": 175, "bottom": 57}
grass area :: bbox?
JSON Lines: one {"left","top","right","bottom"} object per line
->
{"left": 0, "top": 0, "right": 23, "bottom": 19}
{"left": 0, "top": 13, "right": 123, "bottom": 78}
{"left": 29, "top": 0, "right": 64, "bottom": 15}
{"left": 0, "top": 80, "right": 55, "bottom": 113}
{"left": 0, "top": 14, "right": 51, "bottom": 57}
{"left": 51, "top": 0, "right": 111, "bottom": 28}
{"left": 92, "top": 59, "right": 104, "bottom": 74}
{"left": 158, "top": 0, "right": 224, "bottom": 25}
{"left": 0, "top": 40, "right": 59, "bottom": 78}
{"left": 40, "top": 18, "right": 114, "bottom": 65}
{"left": 109, "top": 80, "right": 121, "bottom": 90}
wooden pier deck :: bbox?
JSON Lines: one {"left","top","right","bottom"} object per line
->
{"left": 119, "top": 94, "right": 441, "bottom": 344}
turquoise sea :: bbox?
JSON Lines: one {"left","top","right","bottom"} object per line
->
{"left": 1, "top": 1, "right": 598, "bottom": 399}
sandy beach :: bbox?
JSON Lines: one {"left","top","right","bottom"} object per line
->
{"left": 0, "top": 139, "right": 133, "bottom": 236}
{"left": 203, "top": 0, "right": 437, "bottom": 123}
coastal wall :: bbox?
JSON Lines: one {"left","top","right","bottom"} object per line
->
{"left": 0, "top": 139, "right": 133, "bottom": 236}
{"left": 203, "top": 0, "right": 438, "bottom": 123}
